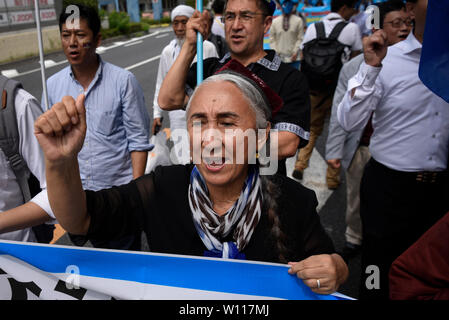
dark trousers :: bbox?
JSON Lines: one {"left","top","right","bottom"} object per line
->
{"left": 359, "top": 158, "right": 448, "bottom": 300}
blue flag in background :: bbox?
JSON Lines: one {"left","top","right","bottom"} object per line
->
{"left": 419, "top": 1, "right": 449, "bottom": 103}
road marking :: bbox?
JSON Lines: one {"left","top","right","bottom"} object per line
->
{"left": 43, "top": 60, "right": 57, "bottom": 68}
{"left": 124, "top": 40, "right": 143, "bottom": 47}
{"left": 5, "top": 29, "right": 172, "bottom": 79}
{"left": 1, "top": 69, "right": 19, "bottom": 77}
{"left": 286, "top": 148, "right": 334, "bottom": 212}
{"left": 125, "top": 55, "right": 161, "bottom": 71}
{"left": 155, "top": 33, "right": 169, "bottom": 39}
{"left": 96, "top": 46, "right": 107, "bottom": 54}
{"left": 98, "top": 30, "right": 171, "bottom": 52}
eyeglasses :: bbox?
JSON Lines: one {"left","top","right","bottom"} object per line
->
{"left": 383, "top": 18, "right": 413, "bottom": 28}
{"left": 221, "top": 11, "right": 265, "bottom": 24}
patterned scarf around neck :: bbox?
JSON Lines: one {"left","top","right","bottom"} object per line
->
{"left": 188, "top": 166, "right": 263, "bottom": 259}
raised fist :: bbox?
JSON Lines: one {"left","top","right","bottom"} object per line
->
{"left": 363, "top": 29, "right": 388, "bottom": 67}
{"left": 34, "top": 94, "right": 86, "bottom": 164}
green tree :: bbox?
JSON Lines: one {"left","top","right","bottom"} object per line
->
{"left": 63, "top": 0, "right": 99, "bottom": 10}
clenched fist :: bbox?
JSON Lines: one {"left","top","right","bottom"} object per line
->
{"left": 34, "top": 94, "right": 86, "bottom": 164}
{"left": 363, "top": 29, "right": 388, "bottom": 67}
{"left": 186, "top": 10, "right": 211, "bottom": 48}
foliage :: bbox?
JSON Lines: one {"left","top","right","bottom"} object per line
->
{"left": 99, "top": 7, "right": 170, "bottom": 40}
{"left": 184, "top": 0, "right": 210, "bottom": 9}
{"left": 63, "top": 0, "right": 99, "bottom": 10}
{"left": 141, "top": 17, "right": 171, "bottom": 25}
{"left": 99, "top": 9, "right": 107, "bottom": 19}
{"left": 101, "top": 27, "right": 121, "bottom": 39}
{"left": 108, "top": 11, "right": 130, "bottom": 29}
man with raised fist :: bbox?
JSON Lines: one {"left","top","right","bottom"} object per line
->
{"left": 337, "top": 0, "right": 449, "bottom": 300}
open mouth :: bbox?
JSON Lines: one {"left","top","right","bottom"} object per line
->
{"left": 204, "top": 157, "right": 226, "bottom": 172}
{"left": 398, "top": 34, "right": 408, "bottom": 39}
{"left": 69, "top": 51, "right": 80, "bottom": 58}
{"left": 230, "top": 35, "right": 244, "bottom": 42}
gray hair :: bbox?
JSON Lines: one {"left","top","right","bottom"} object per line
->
{"left": 186, "top": 72, "right": 271, "bottom": 129}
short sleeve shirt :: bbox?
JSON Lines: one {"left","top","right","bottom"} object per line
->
{"left": 301, "top": 12, "right": 363, "bottom": 63}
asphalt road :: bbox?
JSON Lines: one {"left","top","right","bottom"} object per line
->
{"left": 0, "top": 27, "right": 362, "bottom": 299}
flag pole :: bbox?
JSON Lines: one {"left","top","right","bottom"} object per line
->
{"left": 196, "top": 0, "right": 203, "bottom": 86}
{"left": 34, "top": 0, "right": 49, "bottom": 110}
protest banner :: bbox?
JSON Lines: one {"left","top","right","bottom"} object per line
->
{"left": 0, "top": 240, "right": 352, "bottom": 300}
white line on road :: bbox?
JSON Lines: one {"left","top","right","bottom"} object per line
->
{"left": 5, "top": 29, "right": 171, "bottom": 78}
{"left": 124, "top": 40, "right": 143, "bottom": 47}
{"left": 5, "top": 59, "right": 69, "bottom": 78}
{"left": 1, "top": 69, "right": 19, "bottom": 77}
{"left": 155, "top": 33, "right": 169, "bottom": 39}
{"left": 125, "top": 55, "right": 161, "bottom": 71}
{"left": 43, "top": 60, "right": 57, "bottom": 68}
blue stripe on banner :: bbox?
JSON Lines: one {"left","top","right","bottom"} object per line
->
{"left": 0, "top": 241, "right": 347, "bottom": 300}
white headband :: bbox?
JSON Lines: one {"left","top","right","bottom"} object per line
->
{"left": 171, "top": 5, "right": 195, "bottom": 21}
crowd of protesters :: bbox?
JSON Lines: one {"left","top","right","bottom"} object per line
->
{"left": 0, "top": 0, "right": 448, "bottom": 300}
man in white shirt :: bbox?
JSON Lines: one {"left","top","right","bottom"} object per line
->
{"left": 152, "top": 5, "right": 218, "bottom": 164}
{"left": 337, "top": 0, "right": 449, "bottom": 300}
{"left": 292, "top": 0, "right": 362, "bottom": 189}
{"left": 211, "top": 0, "right": 226, "bottom": 39}
{"left": 0, "top": 77, "right": 55, "bottom": 242}
{"left": 269, "top": 0, "right": 304, "bottom": 69}
{"left": 325, "top": 0, "right": 411, "bottom": 262}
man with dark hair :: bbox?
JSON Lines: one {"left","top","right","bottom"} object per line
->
{"left": 292, "top": 0, "right": 362, "bottom": 186}
{"left": 377, "top": 0, "right": 411, "bottom": 31}
{"left": 59, "top": 3, "right": 101, "bottom": 37}
{"left": 330, "top": 0, "right": 357, "bottom": 13}
{"left": 338, "top": 0, "right": 449, "bottom": 299}
{"left": 269, "top": 0, "right": 304, "bottom": 69}
{"left": 43, "top": 4, "right": 152, "bottom": 250}
{"left": 325, "top": 0, "right": 411, "bottom": 261}
{"left": 206, "top": 10, "right": 229, "bottom": 58}
{"left": 158, "top": 0, "right": 312, "bottom": 176}
{"left": 211, "top": 0, "right": 226, "bottom": 38}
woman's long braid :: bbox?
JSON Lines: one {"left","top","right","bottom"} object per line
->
{"left": 261, "top": 175, "right": 289, "bottom": 263}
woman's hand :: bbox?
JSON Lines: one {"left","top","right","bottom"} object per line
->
{"left": 288, "top": 254, "right": 349, "bottom": 295}
{"left": 34, "top": 94, "right": 86, "bottom": 164}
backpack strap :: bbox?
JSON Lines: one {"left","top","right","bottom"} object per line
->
{"left": 0, "top": 75, "right": 31, "bottom": 203}
{"left": 315, "top": 22, "right": 326, "bottom": 40}
{"left": 328, "top": 21, "right": 348, "bottom": 41}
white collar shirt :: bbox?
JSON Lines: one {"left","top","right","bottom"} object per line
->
{"left": 0, "top": 89, "right": 50, "bottom": 241}
{"left": 337, "top": 32, "right": 449, "bottom": 172}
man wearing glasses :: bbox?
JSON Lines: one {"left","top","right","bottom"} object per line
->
{"left": 158, "top": 0, "right": 311, "bottom": 176}
{"left": 325, "top": 0, "right": 411, "bottom": 264}
{"left": 337, "top": 0, "right": 449, "bottom": 299}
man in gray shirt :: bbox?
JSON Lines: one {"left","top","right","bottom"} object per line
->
{"left": 325, "top": 0, "right": 411, "bottom": 261}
